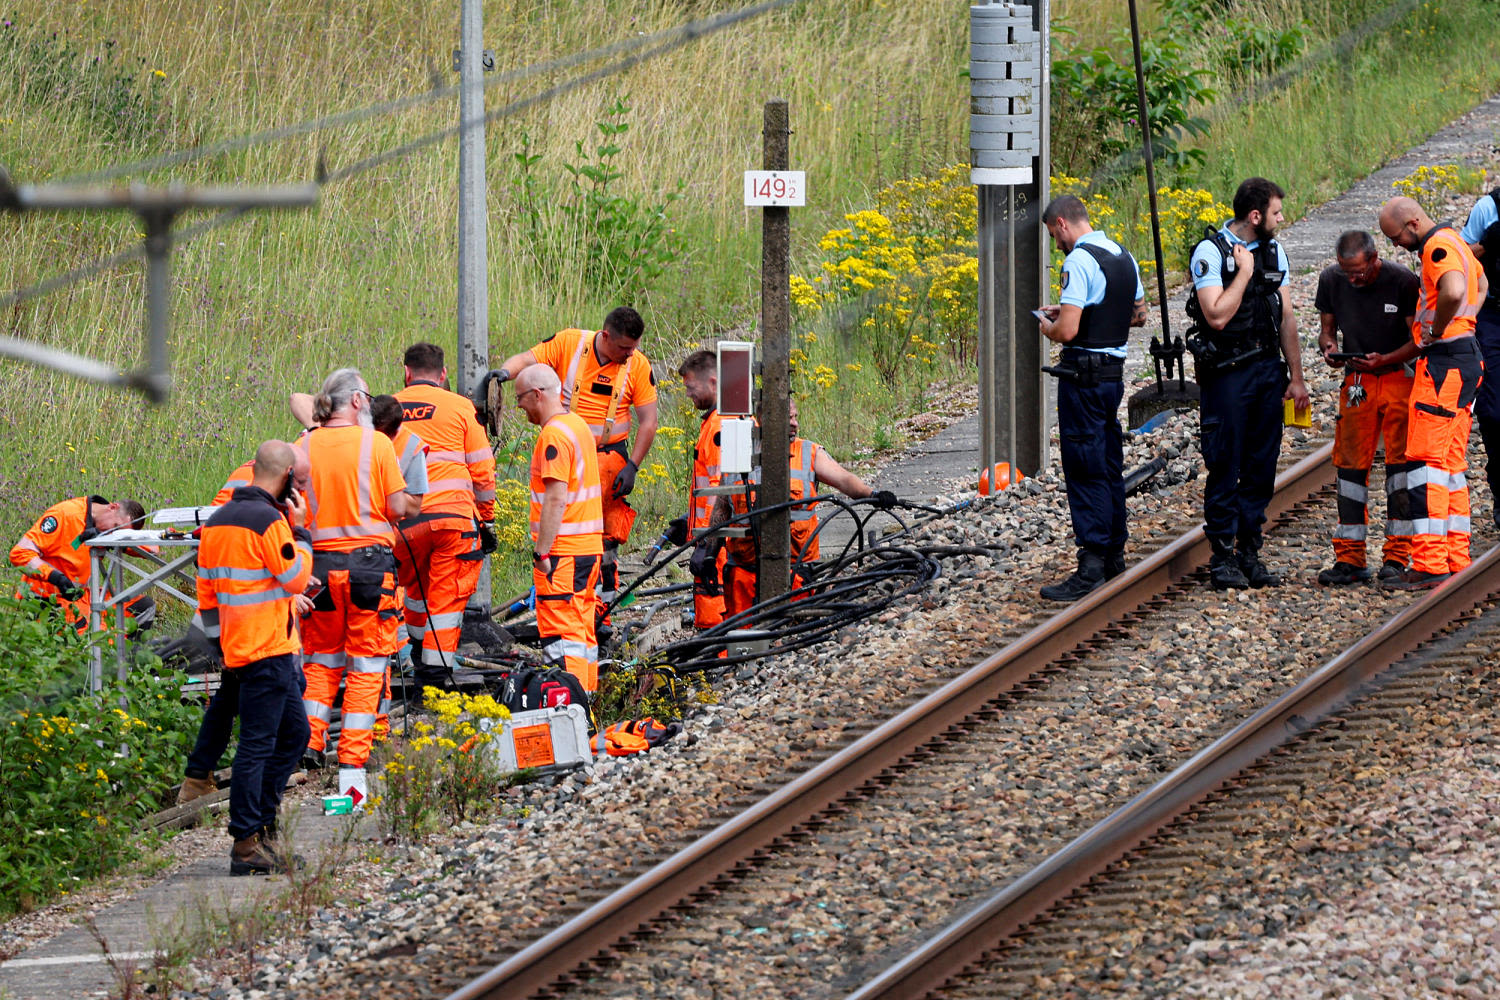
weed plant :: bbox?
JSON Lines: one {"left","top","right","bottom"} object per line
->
{"left": 0, "top": 598, "right": 198, "bottom": 914}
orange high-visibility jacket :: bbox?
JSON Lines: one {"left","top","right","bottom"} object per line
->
{"left": 530, "top": 412, "right": 604, "bottom": 556}
{"left": 10, "top": 496, "right": 95, "bottom": 597}
{"left": 531, "top": 329, "right": 658, "bottom": 447}
{"left": 301, "top": 425, "right": 406, "bottom": 552}
{"left": 213, "top": 459, "right": 255, "bottom": 506}
{"left": 726, "top": 437, "right": 822, "bottom": 563}
{"left": 1414, "top": 226, "right": 1484, "bottom": 346}
{"left": 689, "top": 409, "right": 724, "bottom": 532}
{"left": 196, "top": 486, "right": 313, "bottom": 668}
{"left": 395, "top": 381, "right": 495, "bottom": 519}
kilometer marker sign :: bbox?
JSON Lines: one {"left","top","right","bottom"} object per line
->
{"left": 744, "top": 170, "right": 805, "bottom": 207}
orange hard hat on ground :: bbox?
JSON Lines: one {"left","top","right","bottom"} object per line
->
{"left": 978, "top": 462, "right": 1024, "bottom": 496}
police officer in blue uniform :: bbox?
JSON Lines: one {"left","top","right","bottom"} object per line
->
{"left": 1461, "top": 189, "right": 1500, "bottom": 525}
{"left": 1037, "top": 195, "right": 1147, "bottom": 601}
{"left": 1186, "top": 177, "right": 1310, "bottom": 590}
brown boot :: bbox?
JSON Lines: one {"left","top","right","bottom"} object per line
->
{"left": 229, "top": 834, "right": 297, "bottom": 877}
{"left": 176, "top": 774, "right": 217, "bottom": 806}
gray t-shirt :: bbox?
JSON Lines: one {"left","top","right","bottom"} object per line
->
{"left": 1313, "top": 259, "right": 1419, "bottom": 357}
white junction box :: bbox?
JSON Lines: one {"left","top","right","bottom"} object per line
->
{"left": 720, "top": 417, "right": 755, "bottom": 474}
{"left": 480, "top": 704, "right": 593, "bottom": 775}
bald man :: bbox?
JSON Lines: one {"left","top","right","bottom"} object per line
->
{"left": 518, "top": 365, "right": 605, "bottom": 692}
{"left": 196, "top": 439, "right": 315, "bottom": 874}
{"left": 1377, "top": 197, "right": 1487, "bottom": 588}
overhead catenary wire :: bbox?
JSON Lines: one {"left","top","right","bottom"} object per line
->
{"left": 0, "top": 0, "right": 803, "bottom": 316}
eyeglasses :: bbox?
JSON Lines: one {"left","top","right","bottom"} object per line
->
{"left": 515, "top": 387, "right": 541, "bottom": 405}
{"left": 1339, "top": 256, "right": 1378, "bottom": 282}
{"left": 354, "top": 388, "right": 373, "bottom": 402}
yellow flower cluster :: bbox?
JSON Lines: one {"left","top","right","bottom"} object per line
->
{"left": 1393, "top": 163, "right": 1465, "bottom": 218}
{"left": 492, "top": 478, "right": 531, "bottom": 550}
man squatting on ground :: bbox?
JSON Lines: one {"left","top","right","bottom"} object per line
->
{"left": 1186, "top": 177, "right": 1310, "bottom": 591}
{"left": 1036, "top": 194, "right": 1147, "bottom": 602}
{"left": 1314, "top": 230, "right": 1420, "bottom": 586}
{"left": 1378, "top": 196, "right": 1487, "bottom": 589}
{"left": 480, "top": 306, "right": 658, "bottom": 623}
{"left": 516, "top": 365, "right": 606, "bottom": 692}
{"left": 194, "top": 440, "right": 313, "bottom": 875}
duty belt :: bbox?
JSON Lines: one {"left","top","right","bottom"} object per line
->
{"left": 312, "top": 545, "right": 395, "bottom": 574}
{"left": 1042, "top": 350, "right": 1125, "bottom": 387}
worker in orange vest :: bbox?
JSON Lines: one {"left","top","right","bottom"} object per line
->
{"left": 712, "top": 398, "right": 895, "bottom": 618}
{"left": 1378, "top": 196, "right": 1488, "bottom": 589}
{"left": 669, "top": 349, "right": 729, "bottom": 628}
{"left": 393, "top": 343, "right": 496, "bottom": 693}
{"left": 298, "top": 368, "right": 420, "bottom": 802}
{"left": 10, "top": 495, "right": 151, "bottom": 629}
{"left": 481, "top": 307, "right": 657, "bottom": 622}
{"left": 517, "top": 365, "right": 605, "bottom": 692}
{"left": 181, "top": 446, "right": 313, "bottom": 806}
{"left": 195, "top": 440, "right": 314, "bottom": 875}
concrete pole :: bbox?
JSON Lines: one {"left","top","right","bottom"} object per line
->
{"left": 758, "top": 99, "right": 791, "bottom": 603}
{"left": 457, "top": 0, "right": 491, "bottom": 612}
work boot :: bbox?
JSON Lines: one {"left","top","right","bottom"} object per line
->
{"left": 300, "top": 748, "right": 325, "bottom": 771}
{"left": 1317, "top": 561, "right": 1373, "bottom": 586}
{"left": 1237, "top": 540, "right": 1280, "bottom": 588}
{"left": 176, "top": 773, "right": 217, "bottom": 806}
{"left": 1104, "top": 552, "right": 1127, "bottom": 579}
{"left": 260, "top": 826, "right": 307, "bottom": 872}
{"left": 1384, "top": 569, "right": 1451, "bottom": 591}
{"left": 1039, "top": 550, "right": 1108, "bottom": 602}
{"left": 1208, "top": 538, "right": 1249, "bottom": 590}
{"left": 229, "top": 834, "right": 299, "bottom": 877}
{"left": 1376, "top": 560, "right": 1407, "bottom": 584}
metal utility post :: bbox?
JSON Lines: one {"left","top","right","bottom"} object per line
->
{"left": 758, "top": 99, "right": 792, "bottom": 603}
{"left": 0, "top": 178, "right": 317, "bottom": 402}
{"left": 972, "top": 0, "right": 1049, "bottom": 482}
{"left": 457, "top": 0, "right": 492, "bottom": 611}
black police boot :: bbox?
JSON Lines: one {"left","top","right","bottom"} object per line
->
{"left": 1104, "top": 551, "right": 1127, "bottom": 579}
{"left": 1237, "top": 537, "right": 1280, "bottom": 588}
{"left": 1317, "top": 561, "right": 1373, "bottom": 586}
{"left": 1208, "top": 537, "right": 1250, "bottom": 591}
{"left": 1040, "top": 550, "right": 1108, "bottom": 602}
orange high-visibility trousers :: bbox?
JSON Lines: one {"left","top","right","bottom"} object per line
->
{"left": 535, "top": 554, "right": 602, "bottom": 692}
{"left": 301, "top": 554, "right": 400, "bottom": 767}
{"left": 1404, "top": 347, "right": 1482, "bottom": 575}
{"left": 693, "top": 546, "right": 728, "bottom": 628}
{"left": 394, "top": 515, "right": 481, "bottom": 681}
{"left": 1331, "top": 370, "right": 1414, "bottom": 569}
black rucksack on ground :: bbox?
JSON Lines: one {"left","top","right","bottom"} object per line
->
{"left": 500, "top": 666, "right": 591, "bottom": 717}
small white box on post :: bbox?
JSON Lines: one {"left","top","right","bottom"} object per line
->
{"left": 717, "top": 340, "right": 756, "bottom": 474}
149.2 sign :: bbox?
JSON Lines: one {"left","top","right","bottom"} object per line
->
{"left": 743, "top": 170, "right": 806, "bottom": 207}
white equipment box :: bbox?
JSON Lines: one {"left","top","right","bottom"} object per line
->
{"left": 481, "top": 703, "right": 593, "bottom": 775}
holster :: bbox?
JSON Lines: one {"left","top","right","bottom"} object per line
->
{"left": 1043, "top": 350, "right": 1124, "bottom": 388}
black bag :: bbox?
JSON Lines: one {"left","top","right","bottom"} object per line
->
{"left": 500, "top": 667, "right": 590, "bottom": 715}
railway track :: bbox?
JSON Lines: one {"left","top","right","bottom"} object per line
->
{"left": 439, "top": 441, "right": 1463, "bottom": 1000}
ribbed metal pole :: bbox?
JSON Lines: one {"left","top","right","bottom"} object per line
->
{"left": 758, "top": 99, "right": 792, "bottom": 603}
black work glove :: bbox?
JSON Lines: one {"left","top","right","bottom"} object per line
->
{"left": 472, "top": 368, "right": 512, "bottom": 421}
{"left": 612, "top": 459, "right": 638, "bottom": 499}
{"left": 47, "top": 570, "right": 83, "bottom": 600}
{"left": 477, "top": 521, "right": 498, "bottom": 554}
{"left": 689, "top": 536, "right": 722, "bottom": 579}
{"left": 872, "top": 489, "right": 899, "bottom": 510}
{"left": 666, "top": 516, "right": 689, "bottom": 548}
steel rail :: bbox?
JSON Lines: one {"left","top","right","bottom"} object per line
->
{"left": 847, "top": 537, "right": 1500, "bottom": 1000}
{"left": 444, "top": 444, "right": 1334, "bottom": 1000}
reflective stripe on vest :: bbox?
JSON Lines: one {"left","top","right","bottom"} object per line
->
{"left": 561, "top": 331, "right": 635, "bottom": 444}
{"left": 305, "top": 426, "right": 394, "bottom": 546}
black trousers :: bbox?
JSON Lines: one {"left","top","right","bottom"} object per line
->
{"left": 1200, "top": 356, "right": 1288, "bottom": 545}
{"left": 226, "top": 652, "right": 309, "bottom": 842}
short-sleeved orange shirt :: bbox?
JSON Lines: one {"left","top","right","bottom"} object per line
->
{"left": 530, "top": 412, "right": 604, "bottom": 556}
{"left": 302, "top": 425, "right": 407, "bottom": 551}
{"left": 530, "top": 328, "right": 657, "bottom": 445}
{"left": 1414, "top": 226, "right": 1484, "bottom": 346}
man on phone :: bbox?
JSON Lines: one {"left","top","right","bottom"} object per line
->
{"left": 195, "top": 440, "right": 315, "bottom": 875}
{"left": 1314, "top": 230, "right": 1419, "bottom": 586}
{"left": 1035, "top": 194, "right": 1147, "bottom": 601}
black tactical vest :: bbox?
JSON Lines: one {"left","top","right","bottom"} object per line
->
{"left": 1072, "top": 241, "right": 1138, "bottom": 351}
{"left": 1185, "top": 227, "right": 1283, "bottom": 346}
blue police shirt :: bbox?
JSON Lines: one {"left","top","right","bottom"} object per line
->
{"left": 1461, "top": 194, "right": 1497, "bottom": 244}
{"left": 1059, "top": 230, "right": 1145, "bottom": 358}
{"left": 1189, "top": 223, "right": 1290, "bottom": 292}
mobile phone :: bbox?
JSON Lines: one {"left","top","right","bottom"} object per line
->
{"left": 1031, "top": 309, "right": 1049, "bottom": 321}
{"left": 302, "top": 582, "right": 325, "bottom": 602}
{"left": 1325, "top": 352, "right": 1365, "bottom": 362}
{"left": 275, "top": 472, "right": 294, "bottom": 504}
